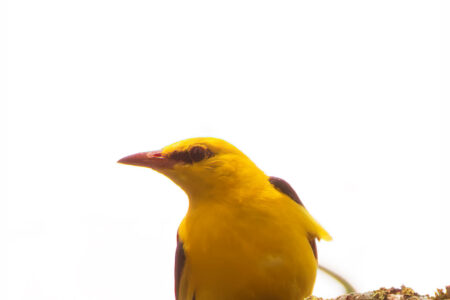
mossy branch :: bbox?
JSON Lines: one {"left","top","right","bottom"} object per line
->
{"left": 307, "top": 285, "right": 450, "bottom": 300}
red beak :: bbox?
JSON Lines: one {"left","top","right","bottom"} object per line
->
{"left": 117, "top": 150, "right": 176, "bottom": 169}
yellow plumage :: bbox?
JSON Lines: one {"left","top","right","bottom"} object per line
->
{"left": 119, "top": 137, "right": 331, "bottom": 300}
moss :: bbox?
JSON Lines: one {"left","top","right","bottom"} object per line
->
{"left": 372, "top": 288, "right": 388, "bottom": 300}
{"left": 306, "top": 296, "right": 324, "bottom": 300}
{"left": 431, "top": 286, "right": 450, "bottom": 300}
{"left": 400, "top": 286, "right": 420, "bottom": 299}
{"left": 308, "top": 285, "right": 448, "bottom": 300}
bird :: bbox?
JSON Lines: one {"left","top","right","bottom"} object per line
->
{"left": 118, "top": 137, "right": 332, "bottom": 300}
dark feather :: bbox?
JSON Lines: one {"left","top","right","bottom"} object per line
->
{"left": 175, "top": 234, "right": 186, "bottom": 300}
{"left": 308, "top": 237, "right": 318, "bottom": 260}
{"left": 268, "top": 176, "right": 305, "bottom": 207}
{"left": 268, "top": 176, "right": 318, "bottom": 260}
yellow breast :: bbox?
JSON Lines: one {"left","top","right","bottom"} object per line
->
{"left": 177, "top": 186, "right": 318, "bottom": 300}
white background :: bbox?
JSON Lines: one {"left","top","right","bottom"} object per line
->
{"left": 3, "top": 1, "right": 449, "bottom": 299}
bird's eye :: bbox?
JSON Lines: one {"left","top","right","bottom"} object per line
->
{"left": 189, "top": 146, "right": 206, "bottom": 162}
{"left": 169, "top": 147, "right": 213, "bottom": 164}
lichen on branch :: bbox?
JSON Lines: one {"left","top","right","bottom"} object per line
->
{"left": 306, "top": 285, "right": 450, "bottom": 300}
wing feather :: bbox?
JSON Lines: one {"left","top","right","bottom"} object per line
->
{"left": 268, "top": 176, "right": 305, "bottom": 207}
{"left": 269, "top": 176, "right": 318, "bottom": 260}
{"left": 175, "top": 234, "right": 186, "bottom": 300}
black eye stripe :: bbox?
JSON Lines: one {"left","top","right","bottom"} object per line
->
{"left": 169, "top": 147, "right": 214, "bottom": 164}
{"left": 169, "top": 150, "right": 192, "bottom": 164}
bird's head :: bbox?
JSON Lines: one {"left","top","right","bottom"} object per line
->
{"left": 118, "top": 138, "right": 267, "bottom": 199}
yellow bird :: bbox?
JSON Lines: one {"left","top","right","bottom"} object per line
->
{"left": 118, "top": 137, "right": 332, "bottom": 300}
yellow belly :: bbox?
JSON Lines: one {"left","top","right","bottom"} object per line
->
{"left": 178, "top": 200, "right": 318, "bottom": 300}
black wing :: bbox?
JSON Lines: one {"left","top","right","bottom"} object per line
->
{"left": 269, "top": 176, "right": 318, "bottom": 260}
{"left": 268, "top": 176, "right": 305, "bottom": 207}
{"left": 175, "top": 234, "right": 186, "bottom": 300}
